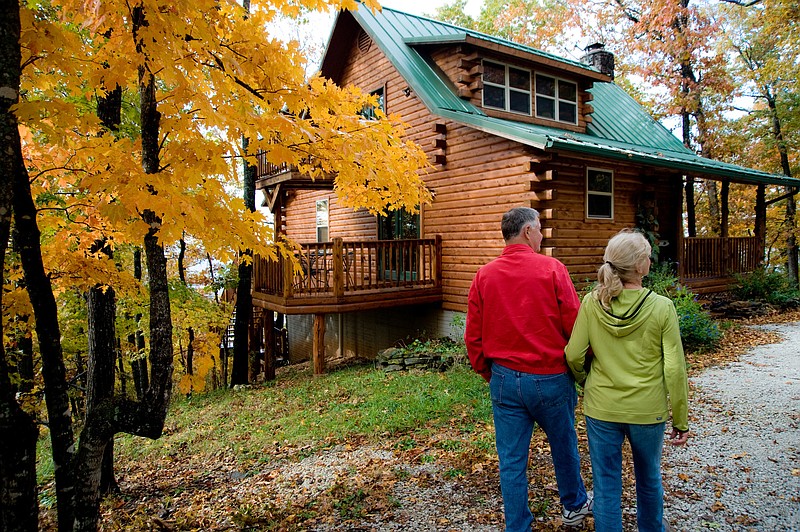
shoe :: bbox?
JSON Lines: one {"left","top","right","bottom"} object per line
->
{"left": 662, "top": 516, "right": 673, "bottom": 531}
{"left": 562, "top": 491, "right": 593, "bottom": 527}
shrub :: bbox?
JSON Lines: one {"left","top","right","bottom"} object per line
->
{"left": 672, "top": 286, "right": 721, "bottom": 352}
{"left": 645, "top": 262, "right": 721, "bottom": 352}
{"left": 643, "top": 261, "right": 679, "bottom": 297}
{"left": 734, "top": 269, "right": 800, "bottom": 307}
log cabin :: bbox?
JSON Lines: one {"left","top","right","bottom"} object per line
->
{"left": 249, "top": 4, "right": 800, "bottom": 374}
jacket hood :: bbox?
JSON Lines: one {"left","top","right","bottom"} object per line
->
{"left": 588, "top": 288, "right": 654, "bottom": 337}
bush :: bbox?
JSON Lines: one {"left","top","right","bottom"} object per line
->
{"left": 734, "top": 269, "right": 800, "bottom": 307}
{"left": 643, "top": 261, "right": 679, "bottom": 297}
{"left": 672, "top": 286, "right": 721, "bottom": 352}
{"left": 645, "top": 262, "right": 721, "bottom": 352}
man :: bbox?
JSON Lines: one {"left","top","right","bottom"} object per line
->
{"left": 465, "top": 207, "right": 592, "bottom": 531}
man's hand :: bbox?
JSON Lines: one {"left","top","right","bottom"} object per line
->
{"left": 668, "top": 427, "right": 689, "bottom": 446}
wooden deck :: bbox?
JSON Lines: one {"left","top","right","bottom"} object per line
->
{"left": 679, "top": 236, "right": 761, "bottom": 293}
{"left": 251, "top": 236, "right": 443, "bottom": 314}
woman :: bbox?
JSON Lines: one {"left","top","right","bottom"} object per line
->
{"left": 565, "top": 230, "right": 689, "bottom": 532}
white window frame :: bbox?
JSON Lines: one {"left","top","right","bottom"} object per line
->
{"left": 535, "top": 73, "right": 578, "bottom": 125}
{"left": 586, "top": 167, "right": 614, "bottom": 219}
{"left": 315, "top": 199, "right": 329, "bottom": 242}
{"left": 482, "top": 60, "right": 532, "bottom": 116}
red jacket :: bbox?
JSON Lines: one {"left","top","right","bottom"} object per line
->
{"left": 465, "top": 244, "right": 580, "bottom": 382}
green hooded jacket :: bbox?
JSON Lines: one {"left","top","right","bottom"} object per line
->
{"left": 565, "top": 288, "right": 688, "bottom": 431}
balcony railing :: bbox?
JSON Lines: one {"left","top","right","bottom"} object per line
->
{"left": 252, "top": 237, "right": 442, "bottom": 313}
{"left": 679, "top": 236, "right": 761, "bottom": 280}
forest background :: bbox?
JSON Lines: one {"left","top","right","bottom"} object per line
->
{"left": 0, "top": 0, "right": 798, "bottom": 530}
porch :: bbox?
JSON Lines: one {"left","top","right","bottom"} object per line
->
{"left": 679, "top": 236, "right": 762, "bottom": 293}
{"left": 251, "top": 236, "right": 443, "bottom": 314}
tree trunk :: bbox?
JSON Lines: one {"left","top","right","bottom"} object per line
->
{"left": 0, "top": 5, "right": 39, "bottom": 527}
{"left": 85, "top": 252, "right": 119, "bottom": 496}
{"left": 766, "top": 91, "right": 798, "bottom": 287}
{"left": 231, "top": 136, "right": 257, "bottom": 385}
{"left": 11, "top": 74, "right": 76, "bottom": 532}
{"left": 130, "top": 248, "right": 148, "bottom": 400}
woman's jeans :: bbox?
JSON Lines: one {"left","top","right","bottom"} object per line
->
{"left": 490, "top": 363, "right": 588, "bottom": 532}
{"left": 586, "top": 416, "right": 666, "bottom": 532}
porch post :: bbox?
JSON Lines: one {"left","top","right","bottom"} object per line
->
{"left": 264, "top": 310, "right": 276, "bottom": 381}
{"left": 755, "top": 184, "right": 766, "bottom": 265}
{"left": 332, "top": 237, "right": 344, "bottom": 297}
{"left": 313, "top": 313, "right": 326, "bottom": 375}
{"left": 721, "top": 180, "right": 729, "bottom": 238}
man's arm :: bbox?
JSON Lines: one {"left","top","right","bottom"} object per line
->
{"left": 555, "top": 263, "right": 580, "bottom": 338}
{"left": 465, "top": 275, "right": 491, "bottom": 382}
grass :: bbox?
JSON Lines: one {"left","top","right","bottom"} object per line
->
{"left": 114, "top": 361, "right": 493, "bottom": 467}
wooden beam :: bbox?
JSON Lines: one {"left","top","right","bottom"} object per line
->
{"left": 313, "top": 314, "right": 326, "bottom": 375}
{"left": 433, "top": 122, "right": 447, "bottom": 134}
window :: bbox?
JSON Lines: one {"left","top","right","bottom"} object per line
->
{"left": 378, "top": 208, "right": 419, "bottom": 240}
{"left": 482, "top": 60, "right": 531, "bottom": 115}
{"left": 315, "top": 199, "right": 329, "bottom": 242}
{"left": 360, "top": 86, "right": 384, "bottom": 121}
{"left": 535, "top": 74, "right": 578, "bottom": 124}
{"left": 586, "top": 168, "right": 613, "bottom": 219}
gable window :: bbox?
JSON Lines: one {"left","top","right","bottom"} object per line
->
{"left": 316, "top": 199, "right": 329, "bottom": 242}
{"left": 482, "top": 60, "right": 531, "bottom": 115}
{"left": 586, "top": 168, "right": 613, "bottom": 219}
{"left": 535, "top": 74, "right": 578, "bottom": 124}
{"left": 360, "top": 86, "right": 384, "bottom": 120}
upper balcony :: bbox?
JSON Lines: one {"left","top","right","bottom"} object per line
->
{"left": 252, "top": 236, "right": 443, "bottom": 315}
{"left": 255, "top": 152, "right": 334, "bottom": 191}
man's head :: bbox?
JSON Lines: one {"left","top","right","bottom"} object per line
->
{"left": 501, "top": 207, "right": 542, "bottom": 252}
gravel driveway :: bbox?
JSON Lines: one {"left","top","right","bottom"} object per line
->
{"left": 663, "top": 322, "right": 800, "bottom": 531}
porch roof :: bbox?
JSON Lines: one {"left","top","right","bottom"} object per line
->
{"left": 323, "top": 4, "right": 799, "bottom": 189}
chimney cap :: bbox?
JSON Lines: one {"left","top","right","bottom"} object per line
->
{"left": 585, "top": 42, "right": 607, "bottom": 53}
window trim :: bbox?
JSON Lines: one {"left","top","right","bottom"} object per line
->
{"left": 315, "top": 199, "right": 329, "bottom": 242}
{"left": 482, "top": 60, "right": 532, "bottom": 116}
{"left": 535, "top": 73, "right": 578, "bottom": 125}
{"left": 586, "top": 167, "right": 614, "bottom": 220}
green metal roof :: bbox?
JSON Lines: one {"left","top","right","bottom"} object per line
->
{"left": 328, "top": 4, "right": 799, "bottom": 188}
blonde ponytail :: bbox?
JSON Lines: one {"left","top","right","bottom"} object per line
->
{"left": 593, "top": 230, "right": 651, "bottom": 311}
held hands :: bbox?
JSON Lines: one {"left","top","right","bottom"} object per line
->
{"left": 668, "top": 427, "right": 689, "bottom": 446}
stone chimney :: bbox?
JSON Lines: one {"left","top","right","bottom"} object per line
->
{"left": 582, "top": 43, "right": 615, "bottom": 80}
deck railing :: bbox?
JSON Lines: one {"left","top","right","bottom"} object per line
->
{"left": 680, "top": 236, "right": 761, "bottom": 280}
{"left": 254, "top": 152, "right": 291, "bottom": 180}
{"left": 252, "top": 236, "right": 442, "bottom": 298}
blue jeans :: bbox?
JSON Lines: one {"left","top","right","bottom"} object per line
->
{"left": 490, "top": 363, "right": 588, "bottom": 532}
{"left": 586, "top": 416, "right": 666, "bottom": 532}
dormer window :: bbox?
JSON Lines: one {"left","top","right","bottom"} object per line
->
{"left": 482, "top": 60, "right": 531, "bottom": 115}
{"left": 360, "top": 86, "right": 385, "bottom": 120}
{"left": 535, "top": 74, "right": 578, "bottom": 124}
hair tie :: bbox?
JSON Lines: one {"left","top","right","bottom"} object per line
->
{"left": 605, "top": 261, "right": 615, "bottom": 269}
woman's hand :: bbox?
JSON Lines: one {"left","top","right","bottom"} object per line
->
{"left": 668, "top": 427, "right": 689, "bottom": 446}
